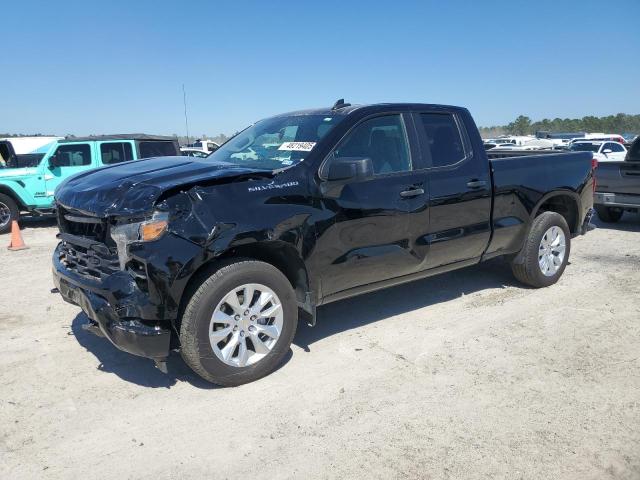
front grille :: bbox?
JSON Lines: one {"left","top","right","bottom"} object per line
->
{"left": 57, "top": 206, "right": 109, "bottom": 244}
{"left": 59, "top": 239, "right": 120, "bottom": 280}
{"left": 56, "top": 204, "right": 118, "bottom": 280}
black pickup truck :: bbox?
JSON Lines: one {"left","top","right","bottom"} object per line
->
{"left": 594, "top": 136, "right": 640, "bottom": 222}
{"left": 52, "top": 102, "right": 595, "bottom": 386}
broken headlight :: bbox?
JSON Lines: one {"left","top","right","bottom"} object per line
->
{"left": 110, "top": 211, "right": 168, "bottom": 270}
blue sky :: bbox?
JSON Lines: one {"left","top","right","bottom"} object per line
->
{"left": 3, "top": 0, "right": 639, "bottom": 136}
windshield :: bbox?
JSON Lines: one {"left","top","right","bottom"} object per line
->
{"left": 208, "top": 114, "right": 343, "bottom": 170}
{"left": 570, "top": 143, "right": 600, "bottom": 152}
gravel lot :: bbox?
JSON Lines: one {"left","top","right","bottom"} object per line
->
{"left": 1, "top": 215, "right": 639, "bottom": 480}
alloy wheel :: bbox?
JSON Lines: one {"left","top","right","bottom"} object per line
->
{"left": 538, "top": 226, "right": 566, "bottom": 276}
{"left": 0, "top": 202, "right": 11, "bottom": 229}
{"left": 209, "top": 283, "right": 283, "bottom": 367}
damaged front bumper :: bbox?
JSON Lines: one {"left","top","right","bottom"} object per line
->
{"left": 52, "top": 243, "right": 172, "bottom": 361}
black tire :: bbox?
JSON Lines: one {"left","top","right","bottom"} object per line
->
{"left": 595, "top": 205, "right": 623, "bottom": 223}
{"left": 179, "top": 259, "right": 298, "bottom": 386}
{"left": 511, "top": 212, "right": 571, "bottom": 288}
{"left": 0, "top": 193, "right": 19, "bottom": 235}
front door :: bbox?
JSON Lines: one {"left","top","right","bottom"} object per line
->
{"left": 314, "top": 113, "right": 429, "bottom": 297}
{"left": 44, "top": 143, "right": 95, "bottom": 204}
{"left": 602, "top": 142, "right": 627, "bottom": 162}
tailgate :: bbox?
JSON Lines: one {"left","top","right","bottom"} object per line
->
{"left": 596, "top": 161, "right": 640, "bottom": 195}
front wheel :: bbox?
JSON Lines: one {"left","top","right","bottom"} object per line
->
{"left": 0, "top": 193, "right": 19, "bottom": 234}
{"left": 179, "top": 260, "right": 298, "bottom": 386}
{"left": 511, "top": 212, "right": 571, "bottom": 288}
{"left": 595, "top": 205, "right": 623, "bottom": 223}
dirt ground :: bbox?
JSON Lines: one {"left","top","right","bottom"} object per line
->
{"left": 1, "top": 215, "right": 639, "bottom": 480}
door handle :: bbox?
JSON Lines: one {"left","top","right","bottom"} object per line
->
{"left": 466, "top": 179, "right": 487, "bottom": 189}
{"left": 399, "top": 188, "right": 425, "bottom": 198}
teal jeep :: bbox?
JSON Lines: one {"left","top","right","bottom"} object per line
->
{"left": 0, "top": 134, "right": 180, "bottom": 233}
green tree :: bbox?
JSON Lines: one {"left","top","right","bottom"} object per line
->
{"left": 484, "top": 113, "right": 640, "bottom": 138}
{"left": 506, "top": 115, "right": 532, "bottom": 135}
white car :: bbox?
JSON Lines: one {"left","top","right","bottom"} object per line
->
{"left": 569, "top": 140, "right": 627, "bottom": 162}
{"left": 180, "top": 147, "right": 210, "bottom": 158}
{"left": 484, "top": 142, "right": 517, "bottom": 150}
{"left": 567, "top": 134, "right": 626, "bottom": 147}
{"left": 185, "top": 139, "right": 220, "bottom": 153}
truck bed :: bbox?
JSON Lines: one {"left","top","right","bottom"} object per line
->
{"left": 484, "top": 151, "right": 594, "bottom": 258}
{"left": 489, "top": 151, "right": 594, "bottom": 197}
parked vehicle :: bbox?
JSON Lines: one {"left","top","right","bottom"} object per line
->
{"left": 484, "top": 135, "right": 535, "bottom": 147}
{"left": 569, "top": 140, "right": 627, "bottom": 162}
{"left": 594, "top": 135, "right": 640, "bottom": 222}
{"left": 180, "top": 147, "right": 210, "bottom": 158}
{"left": 483, "top": 142, "right": 516, "bottom": 150}
{"left": 536, "top": 131, "right": 586, "bottom": 147}
{"left": 568, "top": 134, "right": 626, "bottom": 146}
{"left": 52, "top": 102, "right": 595, "bottom": 386}
{"left": 0, "top": 134, "right": 179, "bottom": 233}
{"left": 0, "top": 136, "right": 62, "bottom": 168}
{"left": 185, "top": 139, "right": 220, "bottom": 153}
{"left": 626, "top": 136, "right": 640, "bottom": 162}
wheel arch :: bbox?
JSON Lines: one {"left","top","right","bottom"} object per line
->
{"left": 175, "top": 240, "right": 314, "bottom": 330}
{"left": 530, "top": 190, "right": 581, "bottom": 235}
{"left": 0, "top": 184, "right": 29, "bottom": 210}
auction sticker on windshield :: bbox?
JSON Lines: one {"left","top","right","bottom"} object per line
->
{"left": 278, "top": 142, "right": 316, "bottom": 151}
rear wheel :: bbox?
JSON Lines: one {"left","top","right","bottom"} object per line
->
{"left": 595, "top": 205, "right": 623, "bottom": 223}
{"left": 511, "top": 212, "right": 571, "bottom": 288}
{"left": 179, "top": 260, "right": 298, "bottom": 386}
{"left": 0, "top": 193, "right": 19, "bottom": 234}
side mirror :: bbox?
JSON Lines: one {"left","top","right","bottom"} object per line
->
{"left": 49, "top": 155, "right": 62, "bottom": 168}
{"left": 602, "top": 149, "right": 612, "bottom": 154}
{"left": 326, "top": 156, "right": 374, "bottom": 181}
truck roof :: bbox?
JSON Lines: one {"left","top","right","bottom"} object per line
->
{"left": 273, "top": 102, "right": 466, "bottom": 117}
{"left": 59, "top": 134, "right": 176, "bottom": 143}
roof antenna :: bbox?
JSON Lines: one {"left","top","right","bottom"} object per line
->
{"left": 332, "top": 98, "right": 351, "bottom": 110}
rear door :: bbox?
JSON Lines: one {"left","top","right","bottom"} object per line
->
{"left": 412, "top": 110, "right": 492, "bottom": 269}
{"left": 315, "top": 113, "right": 429, "bottom": 297}
{"left": 98, "top": 141, "right": 135, "bottom": 166}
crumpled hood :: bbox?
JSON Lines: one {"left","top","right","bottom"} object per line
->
{"left": 55, "top": 156, "right": 271, "bottom": 217}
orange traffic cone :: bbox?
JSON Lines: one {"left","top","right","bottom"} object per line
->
{"left": 7, "top": 220, "right": 28, "bottom": 251}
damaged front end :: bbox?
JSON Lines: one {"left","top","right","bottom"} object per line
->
{"left": 52, "top": 156, "right": 315, "bottom": 371}
{"left": 52, "top": 202, "right": 205, "bottom": 368}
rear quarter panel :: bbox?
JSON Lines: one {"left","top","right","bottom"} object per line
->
{"left": 486, "top": 152, "right": 593, "bottom": 258}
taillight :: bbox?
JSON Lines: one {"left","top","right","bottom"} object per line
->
{"left": 592, "top": 157, "right": 598, "bottom": 192}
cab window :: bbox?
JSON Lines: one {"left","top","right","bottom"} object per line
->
{"left": 333, "top": 114, "right": 412, "bottom": 175}
{"left": 51, "top": 144, "right": 91, "bottom": 167}
{"left": 100, "top": 142, "right": 133, "bottom": 164}
{"left": 418, "top": 113, "right": 465, "bottom": 167}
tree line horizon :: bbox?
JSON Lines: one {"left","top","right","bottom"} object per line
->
{"left": 4, "top": 113, "right": 639, "bottom": 143}
{"left": 479, "top": 113, "right": 640, "bottom": 138}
